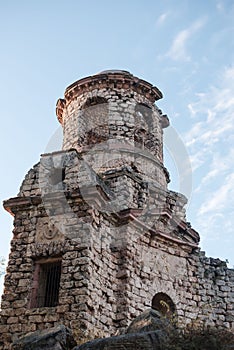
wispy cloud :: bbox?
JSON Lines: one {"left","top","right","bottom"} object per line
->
{"left": 216, "top": 0, "right": 234, "bottom": 15}
{"left": 216, "top": 1, "right": 225, "bottom": 12}
{"left": 185, "top": 66, "right": 234, "bottom": 248}
{"left": 195, "top": 169, "right": 234, "bottom": 252}
{"left": 184, "top": 67, "right": 234, "bottom": 159}
{"left": 194, "top": 149, "right": 234, "bottom": 192}
{"left": 167, "top": 19, "right": 206, "bottom": 61}
{"left": 156, "top": 12, "right": 169, "bottom": 26}
{"left": 198, "top": 173, "right": 234, "bottom": 215}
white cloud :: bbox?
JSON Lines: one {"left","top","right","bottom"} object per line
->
{"left": 185, "top": 65, "right": 234, "bottom": 250}
{"left": 224, "top": 66, "right": 234, "bottom": 80}
{"left": 195, "top": 169, "right": 234, "bottom": 251}
{"left": 184, "top": 67, "right": 234, "bottom": 158}
{"left": 188, "top": 149, "right": 206, "bottom": 171}
{"left": 156, "top": 12, "right": 169, "bottom": 26}
{"left": 194, "top": 149, "right": 234, "bottom": 192}
{"left": 216, "top": 1, "right": 224, "bottom": 12}
{"left": 167, "top": 19, "right": 205, "bottom": 61}
{"left": 216, "top": 0, "right": 234, "bottom": 15}
{"left": 198, "top": 173, "right": 234, "bottom": 215}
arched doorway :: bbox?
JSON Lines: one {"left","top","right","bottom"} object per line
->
{"left": 152, "top": 292, "right": 176, "bottom": 318}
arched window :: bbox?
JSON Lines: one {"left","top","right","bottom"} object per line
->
{"left": 134, "top": 103, "right": 153, "bottom": 147}
{"left": 135, "top": 103, "right": 153, "bottom": 129}
{"left": 152, "top": 292, "right": 176, "bottom": 317}
{"left": 80, "top": 96, "right": 109, "bottom": 146}
{"left": 81, "top": 96, "right": 108, "bottom": 110}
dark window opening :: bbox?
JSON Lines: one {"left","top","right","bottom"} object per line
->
{"left": 81, "top": 97, "right": 108, "bottom": 121}
{"left": 30, "top": 259, "right": 62, "bottom": 308}
{"left": 81, "top": 96, "right": 107, "bottom": 109}
{"left": 135, "top": 103, "right": 153, "bottom": 129}
{"left": 80, "top": 97, "right": 109, "bottom": 147}
{"left": 86, "top": 129, "right": 109, "bottom": 145}
{"left": 134, "top": 103, "right": 154, "bottom": 149}
{"left": 49, "top": 168, "right": 65, "bottom": 185}
{"left": 152, "top": 292, "right": 176, "bottom": 317}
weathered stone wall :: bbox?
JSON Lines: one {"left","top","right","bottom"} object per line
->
{"left": 1, "top": 148, "right": 233, "bottom": 348}
{"left": 1, "top": 70, "right": 234, "bottom": 349}
{"left": 121, "top": 228, "right": 234, "bottom": 330}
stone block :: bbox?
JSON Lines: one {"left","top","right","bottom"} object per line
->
{"left": 7, "top": 317, "right": 18, "bottom": 324}
{"left": 75, "top": 331, "right": 164, "bottom": 350}
{"left": 12, "top": 325, "right": 76, "bottom": 350}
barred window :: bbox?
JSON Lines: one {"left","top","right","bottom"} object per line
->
{"left": 30, "top": 258, "right": 62, "bottom": 308}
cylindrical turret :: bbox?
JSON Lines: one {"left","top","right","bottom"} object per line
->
{"left": 56, "top": 70, "right": 170, "bottom": 188}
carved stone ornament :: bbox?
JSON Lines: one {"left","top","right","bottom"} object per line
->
{"left": 35, "top": 217, "right": 64, "bottom": 242}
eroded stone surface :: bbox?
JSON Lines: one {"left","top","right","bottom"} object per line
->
{"left": 125, "top": 309, "right": 174, "bottom": 335}
{"left": 74, "top": 331, "right": 163, "bottom": 350}
{"left": 1, "top": 70, "right": 234, "bottom": 349}
{"left": 12, "top": 325, "right": 76, "bottom": 350}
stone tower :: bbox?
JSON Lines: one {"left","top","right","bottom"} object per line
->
{"left": 1, "top": 70, "right": 234, "bottom": 348}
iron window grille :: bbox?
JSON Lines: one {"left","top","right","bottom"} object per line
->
{"left": 30, "top": 258, "right": 62, "bottom": 308}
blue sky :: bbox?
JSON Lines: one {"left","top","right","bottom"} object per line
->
{"left": 0, "top": 0, "right": 234, "bottom": 293}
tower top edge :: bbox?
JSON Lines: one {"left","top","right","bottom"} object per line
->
{"left": 95, "top": 69, "right": 132, "bottom": 75}
{"left": 64, "top": 70, "right": 163, "bottom": 102}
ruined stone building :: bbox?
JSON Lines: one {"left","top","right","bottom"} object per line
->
{"left": 1, "top": 70, "right": 234, "bottom": 348}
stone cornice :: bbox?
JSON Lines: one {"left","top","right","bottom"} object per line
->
{"left": 3, "top": 196, "right": 42, "bottom": 216}
{"left": 56, "top": 71, "right": 163, "bottom": 123}
{"left": 65, "top": 71, "right": 163, "bottom": 102}
{"left": 109, "top": 209, "right": 199, "bottom": 249}
{"left": 3, "top": 190, "right": 199, "bottom": 249}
